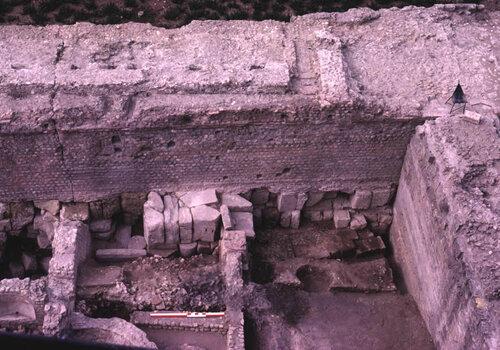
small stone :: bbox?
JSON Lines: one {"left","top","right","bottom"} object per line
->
{"left": 310, "top": 211, "right": 323, "bottom": 222}
{"left": 305, "top": 192, "right": 324, "bottom": 207}
{"left": 128, "top": 235, "right": 147, "bottom": 250}
{"left": 350, "top": 214, "right": 367, "bottom": 230}
{"left": 179, "top": 242, "right": 197, "bottom": 257}
{"left": 145, "top": 191, "right": 164, "bottom": 212}
{"left": 350, "top": 190, "right": 372, "bottom": 210}
{"left": 178, "top": 207, "right": 193, "bottom": 243}
{"left": 179, "top": 189, "right": 218, "bottom": 208}
{"left": 290, "top": 210, "right": 301, "bottom": 229}
{"left": 60, "top": 203, "right": 89, "bottom": 221}
{"left": 277, "top": 193, "right": 298, "bottom": 212}
{"left": 34, "top": 212, "right": 59, "bottom": 249}
{"left": 231, "top": 212, "right": 255, "bottom": 238}
{"left": 95, "top": 249, "right": 146, "bottom": 262}
{"left": 322, "top": 210, "right": 334, "bottom": 221}
{"left": 34, "top": 200, "right": 60, "bottom": 216}
{"left": 371, "top": 189, "right": 393, "bottom": 207}
{"left": 461, "top": 110, "right": 482, "bottom": 124}
{"left": 143, "top": 207, "right": 165, "bottom": 248}
{"left": 10, "top": 202, "right": 35, "bottom": 230}
{"left": 356, "top": 236, "right": 386, "bottom": 256}
{"left": 251, "top": 188, "right": 270, "bottom": 205}
{"left": 115, "top": 225, "right": 132, "bottom": 248}
{"left": 220, "top": 205, "right": 233, "bottom": 230}
{"left": 191, "top": 205, "right": 221, "bottom": 242}
{"left": 221, "top": 194, "right": 252, "bottom": 212}
{"left": 21, "top": 252, "right": 37, "bottom": 272}
{"left": 334, "top": 210, "right": 350, "bottom": 228}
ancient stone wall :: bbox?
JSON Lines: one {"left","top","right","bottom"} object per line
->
{"left": 390, "top": 115, "right": 499, "bottom": 349}
{"left": 1, "top": 4, "right": 497, "bottom": 202}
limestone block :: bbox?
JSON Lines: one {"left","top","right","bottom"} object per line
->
{"left": 91, "top": 221, "right": 116, "bottom": 241}
{"left": 145, "top": 191, "right": 164, "bottom": 212}
{"left": 231, "top": 212, "right": 255, "bottom": 238}
{"left": 356, "top": 236, "right": 386, "bottom": 256}
{"left": 310, "top": 211, "right": 323, "bottom": 222}
{"left": 305, "top": 192, "right": 324, "bottom": 207}
{"left": 33, "top": 212, "right": 58, "bottom": 249}
{"left": 250, "top": 188, "right": 269, "bottom": 205}
{"left": 334, "top": 209, "right": 350, "bottom": 228}
{"left": 77, "top": 266, "right": 123, "bottom": 288}
{"left": 34, "top": 200, "right": 60, "bottom": 216}
{"left": 371, "top": 189, "right": 393, "bottom": 207}
{"left": 178, "top": 207, "right": 193, "bottom": 243}
{"left": 220, "top": 205, "right": 233, "bottom": 230}
{"left": 95, "top": 249, "right": 147, "bottom": 262}
{"left": 296, "top": 193, "right": 308, "bottom": 210}
{"left": 163, "top": 195, "right": 180, "bottom": 247}
{"left": 10, "top": 202, "right": 35, "bottom": 230}
{"left": 115, "top": 225, "right": 132, "bottom": 248}
{"left": 291, "top": 210, "right": 301, "bottom": 229}
{"left": 179, "top": 189, "right": 218, "bottom": 208}
{"left": 128, "top": 236, "right": 146, "bottom": 250}
{"left": 143, "top": 207, "right": 165, "bottom": 248}
{"left": 221, "top": 194, "right": 252, "bottom": 212}
{"left": 60, "top": 203, "right": 89, "bottom": 221}
{"left": 322, "top": 210, "right": 334, "bottom": 221}
{"left": 277, "top": 193, "right": 298, "bottom": 212}
{"left": 350, "top": 214, "right": 367, "bottom": 231}
{"left": 21, "top": 252, "right": 37, "bottom": 272}
{"left": 191, "top": 205, "right": 221, "bottom": 242}
{"left": 0, "top": 202, "right": 7, "bottom": 219}
{"left": 461, "top": 110, "right": 482, "bottom": 124}
{"left": 179, "top": 242, "right": 197, "bottom": 258}
{"left": 350, "top": 190, "right": 372, "bottom": 209}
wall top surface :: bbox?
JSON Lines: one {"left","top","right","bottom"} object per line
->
{"left": 0, "top": 4, "right": 498, "bottom": 132}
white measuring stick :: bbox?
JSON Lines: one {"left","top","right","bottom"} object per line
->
{"left": 150, "top": 311, "right": 225, "bottom": 318}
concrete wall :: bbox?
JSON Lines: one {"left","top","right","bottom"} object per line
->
{"left": 390, "top": 116, "right": 499, "bottom": 349}
{"left": 1, "top": 5, "right": 497, "bottom": 202}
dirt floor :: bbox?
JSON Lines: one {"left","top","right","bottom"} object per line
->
{"left": 142, "top": 328, "right": 226, "bottom": 350}
{"left": 0, "top": 0, "right": 491, "bottom": 27}
{"left": 244, "top": 284, "right": 435, "bottom": 350}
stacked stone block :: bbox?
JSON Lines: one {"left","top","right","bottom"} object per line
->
{"left": 142, "top": 190, "right": 255, "bottom": 258}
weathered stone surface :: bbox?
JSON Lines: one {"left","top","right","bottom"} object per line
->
{"left": 251, "top": 188, "right": 270, "bottom": 206}
{"left": 33, "top": 212, "right": 58, "bottom": 249}
{"left": 290, "top": 210, "right": 301, "bottom": 229}
{"left": 178, "top": 207, "right": 193, "bottom": 243}
{"left": 371, "top": 189, "right": 392, "bottom": 207}
{"left": 356, "top": 236, "right": 385, "bottom": 256}
{"left": 71, "top": 312, "right": 157, "bottom": 349}
{"left": 350, "top": 191, "right": 372, "bottom": 210}
{"left": 115, "top": 225, "right": 132, "bottom": 248}
{"left": 305, "top": 192, "right": 324, "bottom": 207}
{"left": 145, "top": 191, "right": 164, "bottom": 212}
{"left": 277, "top": 193, "right": 298, "bottom": 212}
{"left": 221, "top": 194, "right": 252, "bottom": 212}
{"left": 191, "top": 205, "right": 221, "bottom": 242}
{"left": 220, "top": 204, "right": 233, "bottom": 230}
{"left": 296, "top": 193, "right": 308, "bottom": 210}
{"left": 391, "top": 116, "right": 499, "bottom": 349}
{"left": 350, "top": 214, "right": 367, "bottom": 231}
{"left": 143, "top": 207, "right": 164, "bottom": 248}
{"left": 10, "top": 202, "right": 34, "bottom": 231}
{"left": 197, "top": 241, "right": 213, "bottom": 255}
{"left": 89, "top": 219, "right": 113, "bottom": 233}
{"left": 0, "top": 203, "right": 7, "bottom": 219}
{"left": 0, "top": 219, "right": 11, "bottom": 232}
{"left": 333, "top": 209, "right": 350, "bottom": 229}
{"left": 90, "top": 197, "right": 121, "bottom": 220}
{"left": 128, "top": 236, "right": 146, "bottom": 250}
{"left": 280, "top": 211, "right": 291, "bottom": 228}
{"left": 34, "top": 200, "right": 60, "bottom": 216}
{"left": 95, "top": 249, "right": 146, "bottom": 262}
{"left": 179, "top": 242, "right": 197, "bottom": 258}
{"left": 179, "top": 189, "right": 218, "bottom": 208}
{"left": 40, "top": 256, "right": 51, "bottom": 274}
{"left": 231, "top": 212, "right": 255, "bottom": 238}
{"left": 163, "top": 195, "right": 180, "bottom": 247}
{"left": 60, "top": 203, "right": 89, "bottom": 221}
{"left": 77, "top": 265, "right": 123, "bottom": 288}
{"left": 21, "top": 252, "right": 37, "bottom": 272}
